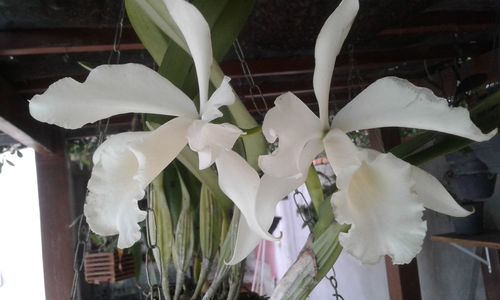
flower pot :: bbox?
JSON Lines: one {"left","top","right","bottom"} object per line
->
{"left": 471, "top": 135, "right": 500, "bottom": 174}
{"left": 445, "top": 151, "right": 497, "bottom": 201}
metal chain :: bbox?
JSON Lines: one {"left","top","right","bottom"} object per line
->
{"left": 69, "top": 4, "right": 125, "bottom": 298}
{"left": 107, "top": 0, "right": 125, "bottom": 65}
{"left": 326, "top": 267, "right": 344, "bottom": 300}
{"left": 70, "top": 215, "right": 90, "bottom": 300}
{"left": 142, "top": 186, "right": 164, "bottom": 300}
{"left": 233, "top": 39, "right": 269, "bottom": 116}
{"left": 292, "top": 189, "right": 344, "bottom": 300}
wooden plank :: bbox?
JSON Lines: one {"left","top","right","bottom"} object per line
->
{"left": 431, "top": 232, "right": 500, "bottom": 250}
{"left": 36, "top": 147, "right": 75, "bottom": 300}
{"left": 0, "top": 28, "right": 143, "bottom": 56}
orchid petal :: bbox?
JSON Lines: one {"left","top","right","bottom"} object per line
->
{"left": 228, "top": 174, "right": 307, "bottom": 264}
{"left": 84, "top": 117, "right": 193, "bottom": 248}
{"left": 361, "top": 148, "right": 470, "bottom": 217}
{"left": 215, "top": 151, "right": 277, "bottom": 241}
{"left": 323, "top": 128, "right": 362, "bottom": 175}
{"left": 411, "top": 165, "right": 471, "bottom": 217}
{"left": 202, "top": 76, "right": 236, "bottom": 121}
{"left": 163, "top": 0, "right": 212, "bottom": 111}
{"left": 313, "top": 0, "right": 359, "bottom": 128}
{"left": 259, "top": 92, "right": 323, "bottom": 178}
{"left": 84, "top": 132, "right": 148, "bottom": 248}
{"left": 29, "top": 64, "right": 198, "bottom": 129}
{"left": 332, "top": 77, "right": 497, "bottom": 141}
{"left": 332, "top": 152, "right": 426, "bottom": 264}
{"left": 186, "top": 120, "right": 243, "bottom": 169}
{"left": 228, "top": 218, "right": 262, "bottom": 265}
{"left": 129, "top": 117, "right": 194, "bottom": 185}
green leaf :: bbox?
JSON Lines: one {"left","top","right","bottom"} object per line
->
{"left": 471, "top": 89, "right": 500, "bottom": 114}
{"left": 177, "top": 148, "right": 233, "bottom": 211}
{"left": 199, "top": 184, "right": 222, "bottom": 259}
{"left": 172, "top": 208, "right": 194, "bottom": 300}
{"left": 389, "top": 131, "right": 437, "bottom": 159}
{"left": 312, "top": 199, "right": 336, "bottom": 237}
{"left": 401, "top": 101, "right": 500, "bottom": 166}
{"left": 151, "top": 174, "right": 174, "bottom": 300}
{"left": 159, "top": 43, "right": 193, "bottom": 90}
{"left": 164, "top": 163, "right": 183, "bottom": 226}
{"left": 210, "top": 0, "right": 254, "bottom": 62}
{"left": 125, "top": 0, "right": 169, "bottom": 64}
{"left": 305, "top": 166, "right": 324, "bottom": 214}
{"left": 176, "top": 161, "right": 202, "bottom": 209}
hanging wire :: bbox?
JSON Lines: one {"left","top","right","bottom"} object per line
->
{"left": 233, "top": 39, "right": 269, "bottom": 116}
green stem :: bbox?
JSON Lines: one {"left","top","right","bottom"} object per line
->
{"left": 270, "top": 223, "right": 347, "bottom": 300}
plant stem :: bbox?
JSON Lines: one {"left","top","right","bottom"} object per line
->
{"left": 270, "top": 223, "right": 347, "bottom": 300}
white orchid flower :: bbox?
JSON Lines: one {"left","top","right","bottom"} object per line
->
{"left": 28, "top": 0, "right": 273, "bottom": 249}
{"left": 258, "top": 0, "right": 497, "bottom": 264}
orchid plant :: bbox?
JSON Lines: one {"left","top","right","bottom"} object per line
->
{"left": 27, "top": 0, "right": 498, "bottom": 298}
{"left": 29, "top": 0, "right": 272, "bottom": 250}
{"left": 253, "top": 0, "right": 497, "bottom": 265}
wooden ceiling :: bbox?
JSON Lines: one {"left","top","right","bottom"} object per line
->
{"left": 1, "top": 0, "right": 499, "bottom": 152}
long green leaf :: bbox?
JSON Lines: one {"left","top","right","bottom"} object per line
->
{"left": 164, "top": 163, "right": 183, "bottom": 226}
{"left": 151, "top": 174, "right": 174, "bottom": 300}
{"left": 172, "top": 172, "right": 194, "bottom": 300}
{"left": 305, "top": 166, "right": 324, "bottom": 214}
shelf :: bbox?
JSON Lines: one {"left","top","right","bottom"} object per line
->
{"left": 431, "top": 231, "right": 500, "bottom": 250}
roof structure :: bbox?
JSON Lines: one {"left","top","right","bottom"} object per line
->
{"left": 1, "top": 0, "right": 499, "bottom": 151}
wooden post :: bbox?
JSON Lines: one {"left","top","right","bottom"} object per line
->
{"left": 36, "top": 148, "right": 75, "bottom": 300}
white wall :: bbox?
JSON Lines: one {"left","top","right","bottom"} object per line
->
{"left": 0, "top": 149, "right": 45, "bottom": 300}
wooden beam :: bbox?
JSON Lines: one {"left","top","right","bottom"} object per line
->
{"left": 36, "top": 147, "right": 75, "bottom": 300}
{"left": 0, "top": 28, "right": 143, "bottom": 56}
{"left": 350, "top": 0, "right": 438, "bottom": 43}
{"left": 379, "top": 23, "right": 495, "bottom": 36}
